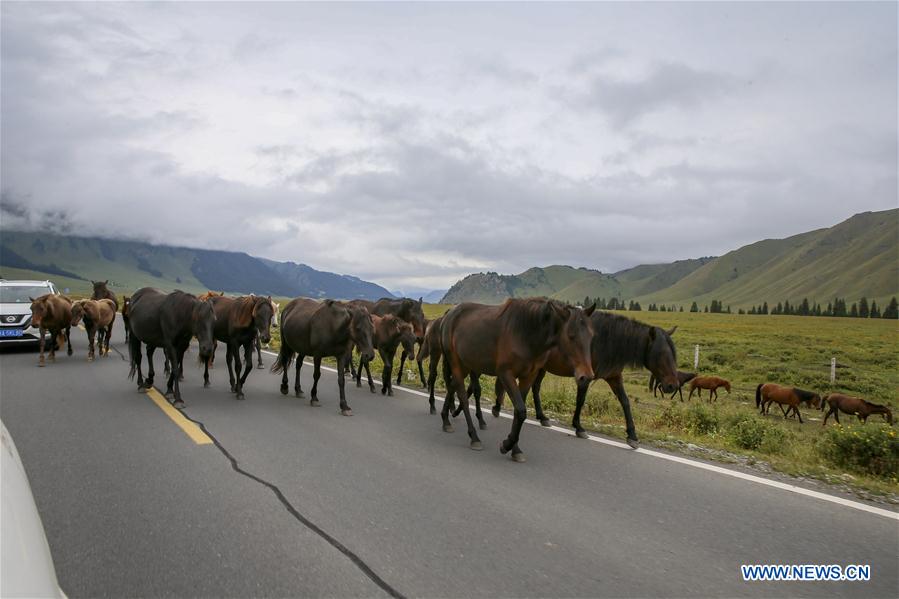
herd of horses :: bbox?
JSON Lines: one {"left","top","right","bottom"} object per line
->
{"left": 25, "top": 281, "right": 893, "bottom": 462}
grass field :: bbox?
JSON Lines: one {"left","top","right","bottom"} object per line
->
{"left": 270, "top": 305, "right": 898, "bottom": 499}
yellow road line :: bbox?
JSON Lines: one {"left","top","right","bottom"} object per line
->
{"left": 145, "top": 387, "right": 212, "bottom": 445}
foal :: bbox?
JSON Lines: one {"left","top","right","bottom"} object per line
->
{"left": 688, "top": 376, "right": 731, "bottom": 402}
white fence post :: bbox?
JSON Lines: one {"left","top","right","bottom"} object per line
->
{"left": 830, "top": 357, "right": 836, "bottom": 385}
{"left": 694, "top": 345, "right": 700, "bottom": 369}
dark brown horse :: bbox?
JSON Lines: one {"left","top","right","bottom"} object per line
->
{"left": 440, "top": 298, "right": 595, "bottom": 462}
{"left": 121, "top": 296, "right": 131, "bottom": 342}
{"left": 349, "top": 297, "right": 427, "bottom": 385}
{"left": 494, "top": 312, "right": 678, "bottom": 447}
{"left": 127, "top": 288, "right": 216, "bottom": 409}
{"left": 91, "top": 280, "right": 119, "bottom": 311}
{"left": 202, "top": 295, "right": 275, "bottom": 399}
{"left": 755, "top": 383, "right": 820, "bottom": 423}
{"left": 822, "top": 393, "right": 893, "bottom": 425}
{"left": 688, "top": 376, "right": 731, "bottom": 402}
{"left": 355, "top": 315, "right": 417, "bottom": 396}
{"left": 71, "top": 298, "right": 116, "bottom": 360}
{"left": 29, "top": 294, "right": 73, "bottom": 366}
{"left": 650, "top": 370, "right": 696, "bottom": 401}
{"left": 423, "top": 315, "right": 487, "bottom": 426}
{"left": 397, "top": 316, "right": 429, "bottom": 386}
{"left": 272, "top": 298, "right": 375, "bottom": 416}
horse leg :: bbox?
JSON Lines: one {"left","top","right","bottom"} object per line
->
{"left": 294, "top": 354, "right": 305, "bottom": 398}
{"left": 170, "top": 346, "right": 186, "bottom": 409}
{"left": 606, "top": 375, "right": 639, "bottom": 448}
{"left": 87, "top": 327, "right": 95, "bottom": 362}
{"left": 236, "top": 342, "right": 253, "bottom": 399}
{"left": 416, "top": 351, "right": 426, "bottom": 388}
{"left": 363, "top": 357, "right": 375, "bottom": 393}
{"left": 381, "top": 348, "right": 394, "bottom": 396}
{"left": 491, "top": 378, "right": 505, "bottom": 418}
{"left": 146, "top": 346, "right": 156, "bottom": 389}
{"left": 395, "top": 350, "right": 406, "bottom": 386}
{"left": 427, "top": 351, "right": 440, "bottom": 414}
{"left": 571, "top": 378, "right": 591, "bottom": 439}
{"left": 498, "top": 370, "right": 534, "bottom": 461}
{"left": 448, "top": 361, "right": 480, "bottom": 450}
{"left": 230, "top": 342, "right": 243, "bottom": 398}
{"left": 226, "top": 343, "right": 237, "bottom": 392}
{"left": 823, "top": 407, "right": 833, "bottom": 426}
{"left": 38, "top": 327, "right": 46, "bottom": 366}
{"left": 66, "top": 326, "right": 72, "bottom": 356}
{"left": 439, "top": 357, "right": 458, "bottom": 432}
{"left": 336, "top": 354, "right": 352, "bottom": 416}
{"left": 256, "top": 337, "right": 264, "bottom": 369}
{"left": 688, "top": 386, "right": 696, "bottom": 401}
{"left": 470, "top": 375, "right": 486, "bottom": 430}
{"left": 310, "top": 356, "right": 322, "bottom": 407}
{"left": 531, "top": 369, "right": 551, "bottom": 426}
{"left": 163, "top": 347, "right": 176, "bottom": 398}
{"left": 794, "top": 407, "right": 803, "bottom": 424}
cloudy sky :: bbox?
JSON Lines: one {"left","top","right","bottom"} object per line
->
{"left": 2, "top": 2, "right": 896, "bottom": 290}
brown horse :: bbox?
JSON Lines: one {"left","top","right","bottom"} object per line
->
{"left": 91, "top": 280, "right": 119, "bottom": 311}
{"left": 349, "top": 297, "right": 427, "bottom": 384}
{"left": 198, "top": 291, "right": 225, "bottom": 366}
{"left": 688, "top": 376, "right": 731, "bottom": 402}
{"left": 650, "top": 370, "right": 696, "bottom": 401}
{"left": 71, "top": 299, "right": 116, "bottom": 360}
{"left": 493, "top": 311, "right": 678, "bottom": 447}
{"left": 822, "top": 393, "right": 893, "bottom": 425}
{"left": 418, "top": 315, "right": 445, "bottom": 412}
{"left": 355, "top": 315, "right": 417, "bottom": 396}
{"left": 121, "top": 296, "right": 131, "bottom": 342}
{"left": 755, "top": 383, "right": 820, "bottom": 424}
{"left": 272, "top": 298, "right": 375, "bottom": 415}
{"left": 202, "top": 295, "right": 275, "bottom": 399}
{"left": 440, "top": 298, "right": 595, "bottom": 462}
{"left": 29, "top": 294, "right": 73, "bottom": 366}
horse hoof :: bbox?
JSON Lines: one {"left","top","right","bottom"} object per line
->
{"left": 310, "top": 399, "right": 320, "bottom": 407}
{"left": 369, "top": 386, "right": 376, "bottom": 394}
{"left": 387, "top": 390, "right": 394, "bottom": 397}
{"left": 230, "top": 386, "right": 236, "bottom": 393}
{"left": 539, "top": 418, "right": 551, "bottom": 427}
{"left": 381, "top": 388, "right": 387, "bottom": 395}
{"left": 164, "top": 391, "right": 174, "bottom": 399}
{"left": 491, "top": 407, "right": 500, "bottom": 418}
{"left": 479, "top": 422, "right": 487, "bottom": 430}
{"left": 355, "top": 381, "right": 362, "bottom": 388}
{"left": 236, "top": 393, "right": 245, "bottom": 400}
{"left": 341, "top": 409, "right": 353, "bottom": 417}
{"left": 470, "top": 441, "right": 483, "bottom": 451}
{"left": 295, "top": 391, "right": 305, "bottom": 398}
{"left": 173, "top": 400, "right": 186, "bottom": 410}
{"left": 429, "top": 406, "right": 436, "bottom": 415}
{"left": 575, "top": 429, "right": 589, "bottom": 439}
{"left": 67, "top": 350, "right": 73, "bottom": 356}
{"left": 280, "top": 385, "right": 288, "bottom": 395}
{"left": 499, "top": 440, "right": 510, "bottom": 455}
{"left": 257, "top": 364, "right": 265, "bottom": 369}
{"left": 38, "top": 362, "right": 45, "bottom": 367}
{"left": 204, "top": 382, "right": 210, "bottom": 388}
{"left": 626, "top": 438, "right": 640, "bottom": 449}
{"left": 443, "top": 424, "right": 454, "bottom": 433}
{"left": 511, "top": 452, "right": 526, "bottom": 463}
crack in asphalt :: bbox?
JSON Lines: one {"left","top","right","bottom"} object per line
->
{"left": 178, "top": 409, "right": 406, "bottom": 599}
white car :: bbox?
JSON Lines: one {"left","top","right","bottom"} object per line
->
{"left": 0, "top": 279, "right": 60, "bottom": 346}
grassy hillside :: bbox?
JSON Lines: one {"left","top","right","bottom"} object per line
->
{"left": 441, "top": 209, "right": 898, "bottom": 308}
{"left": 0, "top": 231, "right": 393, "bottom": 300}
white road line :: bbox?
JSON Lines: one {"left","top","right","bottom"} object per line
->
{"left": 261, "top": 350, "right": 899, "bottom": 521}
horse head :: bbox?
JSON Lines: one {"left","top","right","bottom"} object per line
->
{"left": 552, "top": 301, "right": 595, "bottom": 387}
{"left": 647, "top": 326, "right": 680, "bottom": 394}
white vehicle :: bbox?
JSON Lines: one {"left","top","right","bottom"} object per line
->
{"left": 0, "top": 279, "right": 60, "bottom": 346}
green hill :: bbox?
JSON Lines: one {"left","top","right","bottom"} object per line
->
{"left": 441, "top": 209, "right": 898, "bottom": 308}
{"left": 0, "top": 231, "right": 394, "bottom": 300}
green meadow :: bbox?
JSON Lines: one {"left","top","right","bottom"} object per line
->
{"left": 271, "top": 305, "right": 898, "bottom": 499}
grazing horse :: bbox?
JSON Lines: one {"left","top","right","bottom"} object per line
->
{"left": 494, "top": 312, "right": 679, "bottom": 447}
{"left": 202, "top": 295, "right": 274, "bottom": 399}
{"left": 822, "top": 393, "right": 893, "bottom": 425}
{"left": 29, "top": 294, "right": 73, "bottom": 366}
{"left": 349, "top": 297, "right": 427, "bottom": 384}
{"left": 71, "top": 299, "right": 116, "bottom": 360}
{"left": 121, "top": 296, "right": 131, "bottom": 342}
{"left": 440, "top": 298, "right": 595, "bottom": 462}
{"left": 650, "top": 370, "right": 696, "bottom": 401}
{"left": 272, "top": 298, "right": 375, "bottom": 416}
{"left": 688, "top": 376, "right": 731, "bottom": 401}
{"left": 355, "top": 315, "right": 417, "bottom": 396}
{"left": 127, "top": 288, "right": 216, "bottom": 409}
{"left": 755, "top": 383, "right": 820, "bottom": 424}
{"left": 91, "top": 280, "right": 119, "bottom": 311}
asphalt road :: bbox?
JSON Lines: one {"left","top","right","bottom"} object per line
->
{"left": 2, "top": 320, "right": 897, "bottom": 598}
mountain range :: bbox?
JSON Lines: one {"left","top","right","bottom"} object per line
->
{"left": 0, "top": 231, "right": 394, "bottom": 300}
{"left": 441, "top": 209, "right": 898, "bottom": 308}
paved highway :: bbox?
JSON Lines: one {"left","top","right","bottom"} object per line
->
{"left": 1, "top": 321, "right": 897, "bottom": 598}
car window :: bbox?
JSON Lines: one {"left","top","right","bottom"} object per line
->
{"left": 0, "top": 287, "right": 51, "bottom": 303}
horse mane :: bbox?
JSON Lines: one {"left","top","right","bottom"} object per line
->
{"left": 792, "top": 388, "right": 818, "bottom": 402}
{"left": 230, "top": 296, "right": 257, "bottom": 329}
{"left": 591, "top": 311, "right": 670, "bottom": 370}
{"left": 498, "top": 298, "right": 562, "bottom": 335}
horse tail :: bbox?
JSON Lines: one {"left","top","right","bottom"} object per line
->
{"left": 648, "top": 374, "right": 656, "bottom": 392}
{"left": 270, "top": 343, "right": 294, "bottom": 375}
{"left": 755, "top": 384, "right": 763, "bottom": 408}
{"left": 127, "top": 330, "right": 141, "bottom": 380}
{"left": 55, "top": 330, "right": 66, "bottom": 350}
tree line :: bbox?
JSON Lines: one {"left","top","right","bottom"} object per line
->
{"left": 581, "top": 295, "right": 899, "bottom": 319}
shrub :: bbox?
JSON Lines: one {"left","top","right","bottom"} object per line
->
{"left": 685, "top": 403, "right": 719, "bottom": 436}
{"left": 819, "top": 424, "right": 899, "bottom": 479}
{"left": 652, "top": 402, "right": 686, "bottom": 430}
{"left": 727, "top": 417, "right": 788, "bottom": 453}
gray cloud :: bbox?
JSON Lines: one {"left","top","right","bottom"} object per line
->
{"left": 1, "top": 1, "right": 896, "bottom": 290}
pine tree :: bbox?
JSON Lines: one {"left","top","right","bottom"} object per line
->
{"left": 679, "top": 306, "right": 684, "bottom": 312}
{"left": 762, "top": 301, "right": 769, "bottom": 314}
{"left": 825, "top": 302, "right": 832, "bottom": 316}
{"left": 849, "top": 302, "right": 858, "bottom": 318}
{"left": 870, "top": 300, "right": 880, "bottom": 318}
{"left": 690, "top": 302, "right": 698, "bottom": 313}
{"left": 859, "top": 297, "right": 869, "bottom": 318}
{"left": 884, "top": 297, "right": 898, "bottom": 319}
{"left": 800, "top": 298, "right": 810, "bottom": 316}
{"left": 749, "top": 306, "right": 756, "bottom": 315}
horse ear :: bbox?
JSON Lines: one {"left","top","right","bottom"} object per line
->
{"left": 103, "top": 280, "right": 108, "bottom": 285}
{"left": 584, "top": 302, "right": 596, "bottom": 316}
{"left": 667, "top": 326, "right": 677, "bottom": 336}
{"left": 418, "top": 297, "right": 423, "bottom": 305}
{"left": 29, "top": 296, "right": 35, "bottom": 302}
